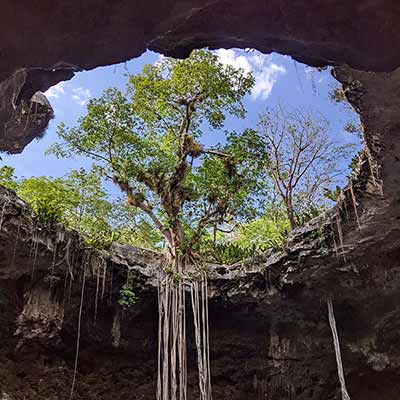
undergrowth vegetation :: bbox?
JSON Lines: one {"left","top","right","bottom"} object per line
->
{"left": 0, "top": 49, "right": 362, "bottom": 400}
{"left": 0, "top": 50, "right": 360, "bottom": 265}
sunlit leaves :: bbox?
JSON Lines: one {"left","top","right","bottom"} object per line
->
{"left": 128, "top": 50, "right": 254, "bottom": 133}
{"left": 48, "top": 49, "right": 257, "bottom": 255}
{"left": 18, "top": 176, "right": 72, "bottom": 223}
{"left": 0, "top": 166, "right": 18, "bottom": 191}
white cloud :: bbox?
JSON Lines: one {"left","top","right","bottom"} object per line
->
{"left": 44, "top": 82, "right": 65, "bottom": 99}
{"left": 45, "top": 83, "right": 92, "bottom": 107}
{"left": 156, "top": 54, "right": 166, "bottom": 65}
{"left": 215, "top": 49, "right": 253, "bottom": 75}
{"left": 214, "top": 49, "right": 287, "bottom": 100}
{"left": 251, "top": 63, "right": 287, "bottom": 100}
{"left": 72, "top": 87, "right": 91, "bottom": 107}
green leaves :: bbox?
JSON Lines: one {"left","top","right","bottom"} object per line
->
{"left": 48, "top": 49, "right": 258, "bottom": 255}
{"left": 18, "top": 176, "right": 71, "bottom": 223}
{"left": 0, "top": 165, "right": 162, "bottom": 249}
{"left": 234, "top": 205, "right": 290, "bottom": 252}
{"left": 118, "top": 285, "right": 138, "bottom": 308}
{"left": 0, "top": 166, "right": 18, "bottom": 191}
{"left": 127, "top": 50, "right": 254, "bottom": 133}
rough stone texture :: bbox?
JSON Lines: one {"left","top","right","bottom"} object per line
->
{"left": 1, "top": 1, "right": 400, "bottom": 152}
{"left": 0, "top": 112, "right": 399, "bottom": 400}
{"left": 1, "top": 64, "right": 400, "bottom": 399}
{"left": 2, "top": 0, "right": 399, "bottom": 83}
{"left": 0, "top": 67, "right": 74, "bottom": 154}
{"left": 1, "top": 2, "right": 400, "bottom": 399}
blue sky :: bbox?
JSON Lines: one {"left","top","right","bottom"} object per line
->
{"left": 1, "top": 49, "right": 360, "bottom": 191}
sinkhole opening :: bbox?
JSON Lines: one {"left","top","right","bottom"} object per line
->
{"left": 0, "top": 48, "right": 363, "bottom": 265}
{"left": 0, "top": 47, "right": 367, "bottom": 400}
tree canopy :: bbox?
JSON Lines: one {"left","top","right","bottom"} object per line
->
{"left": 0, "top": 54, "right": 363, "bottom": 400}
{"left": 241, "top": 106, "right": 355, "bottom": 229}
{"left": 0, "top": 53, "right": 360, "bottom": 263}
{"left": 48, "top": 49, "right": 258, "bottom": 261}
{"left": 0, "top": 165, "right": 164, "bottom": 249}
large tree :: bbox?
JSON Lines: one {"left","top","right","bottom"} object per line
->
{"left": 252, "top": 106, "right": 353, "bottom": 230}
{"left": 49, "top": 50, "right": 255, "bottom": 261}
{"left": 48, "top": 49, "right": 255, "bottom": 400}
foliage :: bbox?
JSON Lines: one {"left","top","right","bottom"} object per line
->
{"left": 329, "top": 84, "right": 362, "bottom": 138}
{"left": 234, "top": 205, "right": 290, "bottom": 251}
{"left": 110, "top": 200, "right": 164, "bottom": 249}
{"left": 0, "top": 165, "right": 175, "bottom": 250}
{"left": 348, "top": 150, "right": 363, "bottom": 175}
{"left": 198, "top": 239, "right": 256, "bottom": 264}
{"left": 191, "top": 202, "right": 290, "bottom": 264}
{"left": 0, "top": 166, "right": 19, "bottom": 191}
{"left": 16, "top": 169, "right": 115, "bottom": 243}
{"left": 295, "top": 204, "right": 325, "bottom": 226}
{"left": 18, "top": 176, "right": 71, "bottom": 223}
{"left": 118, "top": 284, "right": 138, "bottom": 308}
{"left": 324, "top": 185, "right": 342, "bottom": 202}
{"left": 62, "top": 168, "right": 114, "bottom": 245}
{"left": 343, "top": 121, "right": 361, "bottom": 135}
{"left": 0, "top": 51, "right": 361, "bottom": 263}
{"left": 48, "top": 49, "right": 258, "bottom": 260}
{"left": 329, "top": 87, "right": 347, "bottom": 104}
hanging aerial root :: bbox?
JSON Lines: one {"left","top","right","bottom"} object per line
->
{"left": 335, "top": 205, "right": 346, "bottom": 262}
{"left": 31, "top": 239, "right": 39, "bottom": 281}
{"left": 190, "top": 271, "right": 212, "bottom": 400}
{"left": 157, "top": 259, "right": 187, "bottom": 400}
{"left": 101, "top": 260, "right": 107, "bottom": 302}
{"left": 348, "top": 185, "right": 362, "bottom": 232}
{"left": 94, "top": 257, "right": 101, "bottom": 324}
{"left": 69, "top": 252, "right": 89, "bottom": 400}
{"left": 327, "top": 299, "right": 351, "bottom": 400}
{"left": 157, "top": 257, "right": 212, "bottom": 400}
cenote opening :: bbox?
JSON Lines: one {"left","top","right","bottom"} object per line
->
{"left": 0, "top": 48, "right": 365, "bottom": 400}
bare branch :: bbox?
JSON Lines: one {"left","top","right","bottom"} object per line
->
{"left": 200, "top": 149, "right": 229, "bottom": 158}
{"left": 257, "top": 105, "right": 342, "bottom": 230}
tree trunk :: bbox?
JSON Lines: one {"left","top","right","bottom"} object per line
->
{"left": 288, "top": 212, "right": 297, "bottom": 230}
{"left": 285, "top": 201, "right": 297, "bottom": 231}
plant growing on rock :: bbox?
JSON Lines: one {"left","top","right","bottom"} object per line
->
{"left": 48, "top": 49, "right": 256, "bottom": 400}
{"left": 118, "top": 285, "right": 138, "bottom": 309}
{"left": 0, "top": 165, "right": 167, "bottom": 249}
{"left": 0, "top": 166, "right": 18, "bottom": 191}
{"left": 329, "top": 84, "right": 362, "bottom": 137}
{"left": 18, "top": 175, "right": 72, "bottom": 223}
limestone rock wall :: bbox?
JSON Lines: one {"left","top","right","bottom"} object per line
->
{"left": 1, "top": 1, "right": 400, "bottom": 152}
{"left": 1, "top": 3, "right": 400, "bottom": 397}
{"left": 0, "top": 173, "right": 400, "bottom": 399}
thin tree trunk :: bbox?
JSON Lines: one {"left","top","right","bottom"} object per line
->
{"left": 285, "top": 201, "right": 297, "bottom": 230}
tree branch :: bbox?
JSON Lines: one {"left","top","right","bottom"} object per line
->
{"left": 113, "top": 176, "right": 172, "bottom": 244}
